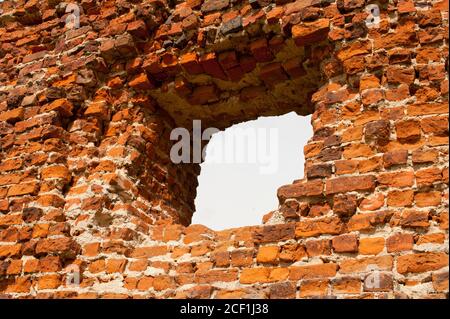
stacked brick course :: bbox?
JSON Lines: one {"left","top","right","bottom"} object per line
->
{"left": 0, "top": 0, "right": 448, "bottom": 298}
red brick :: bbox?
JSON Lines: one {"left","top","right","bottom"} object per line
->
{"left": 432, "top": 271, "right": 449, "bottom": 292}
{"left": 412, "top": 149, "right": 439, "bottom": 164}
{"left": 240, "top": 268, "right": 270, "bottom": 284}
{"left": 84, "top": 101, "right": 110, "bottom": 120}
{"left": 259, "top": 62, "right": 288, "bottom": 86}
{"left": 396, "top": 120, "right": 421, "bottom": 142}
{"left": 35, "top": 237, "right": 79, "bottom": 258}
{"left": 387, "top": 190, "right": 414, "bottom": 207}
{"left": 292, "top": 19, "right": 330, "bottom": 46}
{"left": 231, "top": 249, "right": 254, "bottom": 267}
{"left": 41, "top": 165, "right": 70, "bottom": 181}
{"left": 339, "top": 256, "right": 393, "bottom": 273}
{"left": 386, "top": 233, "right": 414, "bottom": 252}
{"left": 199, "top": 52, "right": 228, "bottom": 80}
{"left": 332, "top": 234, "right": 358, "bottom": 253}
{"left": 377, "top": 170, "right": 414, "bottom": 188}
{"left": 0, "top": 158, "right": 23, "bottom": 172}
{"left": 129, "top": 73, "right": 154, "bottom": 90}
{"left": 359, "top": 193, "right": 385, "bottom": 211}
{"left": 40, "top": 99, "right": 73, "bottom": 117}
{"left": 256, "top": 246, "right": 279, "bottom": 264}
{"left": 127, "top": 20, "right": 148, "bottom": 39}
{"left": 415, "top": 167, "right": 442, "bottom": 186}
{"left": 269, "top": 282, "right": 296, "bottom": 299}
{"left": 188, "top": 85, "right": 218, "bottom": 105}
{"left": 279, "top": 243, "right": 306, "bottom": 262}
{"left": 0, "top": 244, "right": 22, "bottom": 259}
{"left": 391, "top": 210, "right": 430, "bottom": 228}
{"left": 249, "top": 38, "right": 273, "bottom": 63}
{"left": 358, "top": 237, "right": 385, "bottom": 255}
{"left": 277, "top": 180, "right": 323, "bottom": 200}
{"left": 383, "top": 150, "right": 408, "bottom": 168}
{"left": 7, "top": 182, "right": 39, "bottom": 197}
{"left": 305, "top": 239, "right": 331, "bottom": 257}
{"left": 289, "top": 263, "right": 337, "bottom": 280}
{"left": 414, "top": 191, "right": 441, "bottom": 207}
{"left": 397, "top": 253, "right": 448, "bottom": 274}
{"left": 282, "top": 58, "right": 306, "bottom": 78}
{"left": 407, "top": 103, "right": 447, "bottom": 116}
{"left": 333, "top": 277, "right": 361, "bottom": 294}
{"left": 38, "top": 274, "right": 61, "bottom": 290}
{"left": 295, "top": 217, "right": 343, "bottom": 238}
{"left": 239, "top": 55, "right": 257, "bottom": 73}
{"left": 300, "top": 279, "right": 329, "bottom": 297}
{"left": 254, "top": 224, "right": 295, "bottom": 243}
{"left": 0, "top": 108, "right": 25, "bottom": 123}
{"left": 211, "top": 251, "right": 230, "bottom": 267}
{"left": 347, "top": 211, "right": 392, "bottom": 232}
{"left": 325, "top": 175, "right": 376, "bottom": 194}
{"left": 130, "top": 246, "right": 168, "bottom": 258}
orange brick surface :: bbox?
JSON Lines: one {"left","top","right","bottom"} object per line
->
{"left": 0, "top": 0, "right": 447, "bottom": 299}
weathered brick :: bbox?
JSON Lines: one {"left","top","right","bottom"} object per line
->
{"left": 306, "top": 239, "right": 331, "bottom": 257}
{"left": 299, "top": 279, "right": 329, "bottom": 297}
{"left": 332, "top": 234, "right": 358, "bottom": 253}
{"left": 432, "top": 271, "right": 449, "bottom": 292}
{"left": 254, "top": 224, "right": 295, "bottom": 243}
{"left": 415, "top": 167, "right": 442, "bottom": 186}
{"left": 259, "top": 62, "right": 288, "bottom": 86}
{"left": 387, "top": 190, "right": 414, "bottom": 207}
{"left": 392, "top": 210, "right": 430, "bottom": 228}
{"left": 41, "top": 165, "right": 70, "bottom": 181}
{"left": 289, "top": 263, "right": 337, "bottom": 280}
{"left": 231, "top": 249, "right": 254, "bottom": 267}
{"left": 130, "top": 246, "right": 168, "bottom": 258}
{"left": 256, "top": 246, "right": 279, "bottom": 264}
{"left": 325, "top": 176, "right": 376, "bottom": 194}
{"left": 35, "top": 238, "right": 80, "bottom": 259}
{"left": 414, "top": 191, "right": 441, "bottom": 207}
{"left": 0, "top": 244, "right": 22, "bottom": 260}
{"left": 240, "top": 268, "right": 271, "bottom": 284}
{"left": 383, "top": 150, "right": 408, "bottom": 168}
{"left": 277, "top": 180, "right": 323, "bottom": 199}
{"left": 347, "top": 211, "right": 393, "bottom": 232}
{"left": 378, "top": 170, "right": 414, "bottom": 188}
{"left": 7, "top": 182, "right": 39, "bottom": 197}
{"left": 269, "top": 282, "right": 296, "bottom": 299}
{"left": 363, "top": 273, "right": 393, "bottom": 292}
{"left": 386, "top": 233, "right": 414, "bottom": 252}
{"left": 40, "top": 99, "right": 73, "bottom": 117}
{"left": 333, "top": 277, "right": 361, "bottom": 294}
{"left": 292, "top": 19, "right": 330, "bottom": 46}
{"left": 0, "top": 108, "right": 25, "bottom": 123}
{"left": 339, "top": 256, "right": 393, "bottom": 274}
{"left": 295, "top": 217, "right": 343, "bottom": 238}
{"left": 0, "top": 0, "right": 447, "bottom": 301}
{"left": 412, "top": 149, "right": 439, "bottom": 164}
{"left": 358, "top": 237, "right": 385, "bottom": 255}
{"left": 333, "top": 194, "right": 357, "bottom": 217}
{"left": 397, "top": 253, "right": 448, "bottom": 274}
{"left": 129, "top": 73, "right": 154, "bottom": 90}
{"left": 359, "top": 193, "right": 385, "bottom": 211}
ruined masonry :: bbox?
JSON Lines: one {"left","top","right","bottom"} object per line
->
{"left": 0, "top": 0, "right": 448, "bottom": 298}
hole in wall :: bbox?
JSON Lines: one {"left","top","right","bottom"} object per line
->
{"left": 192, "top": 112, "right": 313, "bottom": 230}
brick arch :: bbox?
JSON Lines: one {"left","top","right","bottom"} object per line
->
{"left": 0, "top": 0, "right": 448, "bottom": 299}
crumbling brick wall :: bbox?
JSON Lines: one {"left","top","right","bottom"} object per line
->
{"left": 0, "top": 0, "right": 448, "bottom": 298}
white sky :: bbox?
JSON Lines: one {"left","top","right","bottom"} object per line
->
{"left": 192, "top": 112, "right": 313, "bottom": 230}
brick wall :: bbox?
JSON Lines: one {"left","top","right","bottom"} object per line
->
{"left": 0, "top": 0, "right": 448, "bottom": 298}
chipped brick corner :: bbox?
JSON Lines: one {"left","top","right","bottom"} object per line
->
{"left": 0, "top": 0, "right": 448, "bottom": 299}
